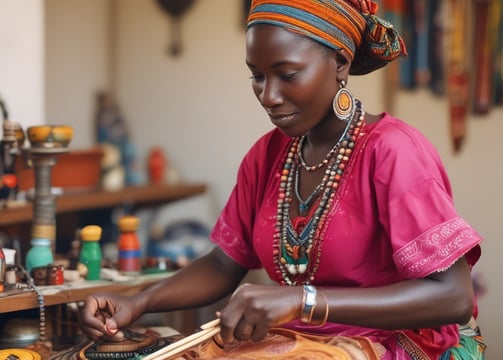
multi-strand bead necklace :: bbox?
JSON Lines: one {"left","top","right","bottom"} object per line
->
{"left": 273, "top": 100, "right": 365, "bottom": 285}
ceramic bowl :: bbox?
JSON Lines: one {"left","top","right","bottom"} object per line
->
{"left": 26, "top": 125, "right": 74, "bottom": 148}
{"left": 0, "top": 318, "right": 39, "bottom": 348}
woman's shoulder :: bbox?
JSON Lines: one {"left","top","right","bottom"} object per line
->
{"left": 363, "top": 113, "right": 437, "bottom": 154}
{"left": 367, "top": 113, "right": 426, "bottom": 140}
{"left": 357, "top": 114, "right": 448, "bottom": 184}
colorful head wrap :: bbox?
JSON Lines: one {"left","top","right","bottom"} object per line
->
{"left": 247, "top": 0, "right": 407, "bottom": 75}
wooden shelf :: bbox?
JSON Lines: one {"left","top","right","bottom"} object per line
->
{"left": 0, "top": 182, "right": 207, "bottom": 314}
{"left": 0, "top": 183, "right": 207, "bottom": 226}
{"left": 0, "top": 273, "right": 172, "bottom": 313}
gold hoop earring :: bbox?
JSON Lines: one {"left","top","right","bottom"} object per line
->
{"left": 332, "top": 80, "right": 355, "bottom": 123}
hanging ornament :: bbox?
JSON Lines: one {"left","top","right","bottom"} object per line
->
{"left": 156, "top": 0, "right": 197, "bottom": 56}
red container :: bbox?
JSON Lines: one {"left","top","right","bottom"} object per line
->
{"left": 148, "top": 147, "right": 166, "bottom": 184}
{"left": 16, "top": 146, "right": 104, "bottom": 191}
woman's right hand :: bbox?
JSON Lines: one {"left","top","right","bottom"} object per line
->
{"left": 78, "top": 248, "right": 248, "bottom": 341}
{"left": 79, "top": 292, "right": 143, "bottom": 340}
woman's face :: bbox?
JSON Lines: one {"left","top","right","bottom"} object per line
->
{"left": 246, "top": 24, "right": 340, "bottom": 137}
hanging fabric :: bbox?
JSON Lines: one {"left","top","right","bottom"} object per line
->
{"left": 446, "top": 0, "right": 470, "bottom": 152}
{"left": 414, "top": 0, "right": 431, "bottom": 87}
{"left": 489, "top": 0, "right": 503, "bottom": 106}
{"left": 376, "top": 1, "right": 503, "bottom": 152}
{"left": 400, "top": 1, "right": 417, "bottom": 89}
{"left": 381, "top": 0, "right": 405, "bottom": 112}
{"left": 472, "top": 0, "right": 492, "bottom": 115}
{"left": 427, "top": 0, "right": 447, "bottom": 95}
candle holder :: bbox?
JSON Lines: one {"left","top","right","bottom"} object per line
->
{"left": 24, "top": 125, "right": 74, "bottom": 252}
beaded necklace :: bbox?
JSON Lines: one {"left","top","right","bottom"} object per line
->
{"left": 273, "top": 101, "right": 365, "bottom": 285}
{"left": 294, "top": 166, "right": 324, "bottom": 215}
{"left": 297, "top": 118, "right": 352, "bottom": 172}
{"left": 294, "top": 113, "right": 355, "bottom": 215}
{"left": 24, "top": 267, "right": 47, "bottom": 343}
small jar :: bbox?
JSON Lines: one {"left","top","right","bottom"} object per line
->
{"left": 47, "top": 263, "right": 64, "bottom": 285}
{"left": 25, "top": 238, "right": 54, "bottom": 272}
{"left": 79, "top": 225, "right": 103, "bottom": 280}
{"left": 4, "top": 264, "right": 18, "bottom": 290}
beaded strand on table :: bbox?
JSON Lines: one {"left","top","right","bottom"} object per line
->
{"left": 22, "top": 265, "right": 47, "bottom": 342}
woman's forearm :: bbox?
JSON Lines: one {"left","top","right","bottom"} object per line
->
{"left": 134, "top": 247, "right": 248, "bottom": 314}
{"left": 322, "top": 258, "right": 474, "bottom": 330}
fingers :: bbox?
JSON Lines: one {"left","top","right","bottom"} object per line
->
{"left": 105, "top": 317, "right": 120, "bottom": 336}
{"left": 104, "top": 329, "right": 126, "bottom": 343}
{"left": 234, "top": 317, "right": 255, "bottom": 341}
{"left": 79, "top": 296, "right": 110, "bottom": 339}
{"left": 218, "top": 284, "right": 304, "bottom": 345}
{"left": 80, "top": 294, "right": 128, "bottom": 340}
{"left": 219, "top": 284, "right": 267, "bottom": 344}
{"left": 217, "top": 311, "right": 238, "bottom": 344}
{"left": 220, "top": 313, "right": 270, "bottom": 344}
{"left": 218, "top": 305, "right": 270, "bottom": 344}
{"left": 251, "top": 323, "right": 269, "bottom": 342}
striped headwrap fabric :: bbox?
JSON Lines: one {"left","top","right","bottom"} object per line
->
{"left": 247, "top": 0, "right": 407, "bottom": 75}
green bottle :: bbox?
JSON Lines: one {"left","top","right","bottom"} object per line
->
{"left": 79, "top": 225, "right": 102, "bottom": 280}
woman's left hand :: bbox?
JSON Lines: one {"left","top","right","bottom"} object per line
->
{"left": 218, "top": 283, "right": 302, "bottom": 344}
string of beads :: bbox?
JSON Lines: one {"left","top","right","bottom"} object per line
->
{"left": 297, "top": 115, "right": 354, "bottom": 172}
{"left": 23, "top": 265, "right": 47, "bottom": 343}
{"left": 273, "top": 101, "right": 365, "bottom": 285}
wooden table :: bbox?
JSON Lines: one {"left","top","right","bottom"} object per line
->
{"left": 0, "top": 273, "right": 172, "bottom": 313}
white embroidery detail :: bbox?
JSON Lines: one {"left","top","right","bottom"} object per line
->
{"left": 394, "top": 217, "right": 481, "bottom": 278}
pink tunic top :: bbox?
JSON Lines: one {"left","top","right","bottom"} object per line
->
{"left": 210, "top": 114, "right": 482, "bottom": 359}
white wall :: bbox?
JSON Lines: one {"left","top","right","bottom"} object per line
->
{"left": 45, "top": 0, "right": 111, "bottom": 148}
{"left": 2, "top": 0, "right": 501, "bottom": 356}
{"left": 114, "top": 0, "right": 273, "bottom": 212}
{"left": 0, "top": 0, "right": 44, "bottom": 127}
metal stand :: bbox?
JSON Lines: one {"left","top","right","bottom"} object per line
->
{"left": 25, "top": 147, "right": 69, "bottom": 252}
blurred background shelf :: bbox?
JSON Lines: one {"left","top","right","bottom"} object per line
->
{"left": 0, "top": 183, "right": 207, "bottom": 226}
{"left": 0, "top": 182, "right": 208, "bottom": 272}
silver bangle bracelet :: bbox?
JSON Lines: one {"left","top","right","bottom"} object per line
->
{"left": 300, "top": 285, "right": 317, "bottom": 323}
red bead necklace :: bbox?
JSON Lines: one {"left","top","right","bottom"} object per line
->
{"left": 273, "top": 101, "right": 365, "bottom": 285}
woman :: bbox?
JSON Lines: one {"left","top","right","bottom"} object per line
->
{"left": 79, "top": 1, "right": 484, "bottom": 358}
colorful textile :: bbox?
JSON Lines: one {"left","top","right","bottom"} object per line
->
{"left": 246, "top": 0, "right": 407, "bottom": 74}
{"left": 439, "top": 321, "right": 486, "bottom": 360}
{"left": 210, "top": 114, "right": 482, "bottom": 359}
{"left": 186, "top": 328, "right": 382, "bottom": 359}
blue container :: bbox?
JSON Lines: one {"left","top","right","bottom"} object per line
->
{"left": 25, "top": 238, "right": 54, "bottom": 272}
